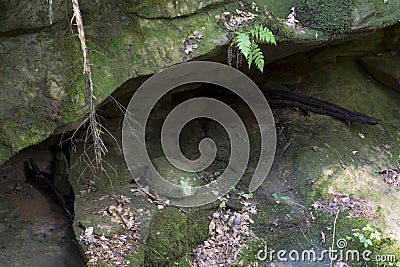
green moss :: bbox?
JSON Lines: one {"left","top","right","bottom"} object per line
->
{"left": 144, "top": 207, "right": 211, "bottom": 266}
{"left": 234, "top": 238, "right": 265, "bottom": 266}
{"left": 367, "top": 0, "right": 388, "bottom": 15}
{"left": 1, "top": 115, "right": 54, "bottom": 154}
{"left": 56, "top": 3, "right": 229, "bottom": 128}
{"left": 242, "top": 204, "right": 375, "bottom": 265}
{"left": 251, "top": 197, "right": 307, "bottom": 254}
{"left": 55, "top": 33, "right": 87, "bottom": 126}
{"left": 0, "top": 137, "right": 12, "bottom": 164}
{"left": 134, "top": 0, "right": 224, "bottom": 18}
{"left": 263, "top": 0, "right": 294, "bottom": 18}
{"left": 256, "top": 16, "right": 296, "bottom": 39}
{"left": 296, "top": 0, "right": 355, "bottom": 36}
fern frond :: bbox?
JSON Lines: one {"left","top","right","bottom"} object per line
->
{"left": 258, "top": 26, "right": 276, "bottom": 45}
{"left": 235, "top": 32, "right": 251, "bottom": 59}
{"left": 247, "top": 43, "right": 255, "bottom": 69}
{"left": 251, "top": 45, "right": 264, "bottom": 73}
{"left": 231, "top": 25, "right": 276, "bottom": 73}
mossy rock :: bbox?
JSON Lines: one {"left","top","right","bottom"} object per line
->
{"left": 296, "top": 0, "right": 355, "bottom": 36}
{"left": 144, "top": 206, "right": 211, "bottom": 266}
{"left": 134, "top": 0, "right": 224, "bottom": 19}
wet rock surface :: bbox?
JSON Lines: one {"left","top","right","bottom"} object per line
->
{"left": 0, "top": 147, "right": 85, "bottom": 267}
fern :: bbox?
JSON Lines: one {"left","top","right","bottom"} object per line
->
{"left": 255, "top": 25, "right": 276, "bottom": 45}
{"left": 232, "top": 25, "right": 276, "bottom": 73}
{"left": 250, "top": 44, "right": 264, "bottom": 72}
{"left": 234, "top": 32, "right": 251, "bottom": 59}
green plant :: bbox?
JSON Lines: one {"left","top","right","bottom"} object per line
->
{"left": 352, "top": 224, "right": 382, "bottom": 248}
{"left": 231, "top": 25, "right": 276, "bottom": 73}
{"left": 271, "top": 193, "right": 290, "bottom": 202}
{"left": 238, "top": 191, "right": 254, "bottom": 199}
{"left": 219, "top": 197, "right": 228, "bottom": 210}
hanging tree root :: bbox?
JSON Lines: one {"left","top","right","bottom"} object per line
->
{"left": 71, "top": 0, "right": 107, "bottom": 167}
{"left": 265, "top": 90, "right": 380, "bottom": 125}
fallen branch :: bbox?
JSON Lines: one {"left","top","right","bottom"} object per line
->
{"left": 265, "top": 90, "right": 380, "bottom": 125}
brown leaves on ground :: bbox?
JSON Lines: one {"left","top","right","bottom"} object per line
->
{"left": 217, "top": 9, "right": 257, "bottom": 31}
{"left": 312, "top": 188, "right": 378, "bottom": 218}
{"left": 184, "top": 30, "right": 204, "bottom": 55}
{"left": 79, "top": 195, "right": 143, "bottom": 266}
{"left": 379, "top": 169, "right": 400, "bottom": 189}
{"left": 191, "top": 195, "right": 257, "bottom": 266}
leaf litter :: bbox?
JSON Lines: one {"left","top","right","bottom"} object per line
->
{"left": 190, "top": 193, "right": 258, "bottom": 266}
{"left": 79, "top": 194, "right": 145, "bottom": 266}
{"left": 378, "top": 168, "right": 400, "bottom": 189}
{"left": 312, "top": 187, "right": 378, "bottom": 218}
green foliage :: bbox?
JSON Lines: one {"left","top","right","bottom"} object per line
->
{"left": 271, "top": 192, "right": 290, "bottom": 202}
{"left": 232, "top": 25, "right": 276, "bottom": 73}
{"left": 352, "top": 224, "right": 382, "bottom": 248}
{"left": 219, "top": 200, "right": 227, "bottom": 210}
{"left": 233, "top": 238, "right": 265, "bottom": 266}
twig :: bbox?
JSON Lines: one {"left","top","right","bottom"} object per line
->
{"left": 298, "top": 226, "right": 321, "bottom": 251}
{"left": 48, "top": 0, "right": 54, "bottom": 25}
{"left": 330, "top": 210, "right": 340, "bottom": 267}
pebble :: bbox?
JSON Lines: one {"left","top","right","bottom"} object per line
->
{"left": 212, "top": 211, "right": 220, "bottom": 219}
{"left": 233, "top": 214, "right": 241, "bottom": 225}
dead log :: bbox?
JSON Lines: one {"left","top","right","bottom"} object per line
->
{"left": 265, "top": 90, "right": 380, "bottom": 125}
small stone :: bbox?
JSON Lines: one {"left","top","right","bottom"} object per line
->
{"left": 228, "top": 215, "right": 235, "bottom": 226}
{"left": 222, "top": 214, "right": 230, "bottom": 222}
{"left": 209, "top": 220, "right": 216, "bottom": 234}
{"left": 212, "top": 211, "right": 220, "bottom": 219}
{"left": 233, "top": 214, "right": 241, "bottom": 225}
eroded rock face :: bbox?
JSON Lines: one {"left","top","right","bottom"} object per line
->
{"left": 0, "top": 0, "right": 399, "bottom": 166}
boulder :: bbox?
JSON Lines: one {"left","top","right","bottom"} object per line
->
{"left": 359, "top": 54, "right": 400, "bottom": 91}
